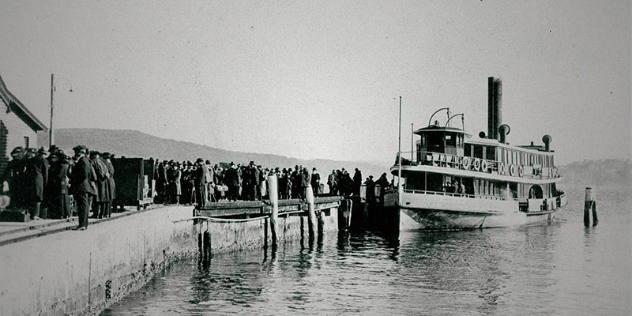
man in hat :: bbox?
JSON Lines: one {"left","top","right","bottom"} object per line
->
{"left": 194, "top": 158, "right": 209, "bottom": 206}
{"left": 1, "top": 147, "right": 26, "bottom": 208}
{"left": 70, "top": 145, "right": 95, "bottom": 230}
{"left": 24, "top": 147, "right": 49, "bottom": 220}
{"left": 102, "top": 153, "right": 116, "bottom": 217}
{"left": 311, "top": 167, "right": 321, "bottom": 197}
{"left": 327, "top": 169, "right": 338, "bottom": 196}
{"left": 224, "top": 162, "right": 240, "bottom": 201}
{"left": 46, "top": 150, "right": 71, "bottom": 219}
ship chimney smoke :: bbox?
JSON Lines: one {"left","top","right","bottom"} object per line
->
{"left": 487, "top": 77, "right": 503, "bottom": 140}
{"left": 542, "top": 135, "right": 552, "bottom": 152}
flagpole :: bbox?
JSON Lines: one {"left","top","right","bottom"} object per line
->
{"left": 398, "top": 96, "right": 402, "bottom": 204}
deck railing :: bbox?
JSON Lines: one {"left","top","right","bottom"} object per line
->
{"left": 384, "top": 187, "right": 510, "bottom": 201}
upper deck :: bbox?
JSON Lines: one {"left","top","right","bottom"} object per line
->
{"left": 394, "top": 118, "right": 560, "bottom": 182}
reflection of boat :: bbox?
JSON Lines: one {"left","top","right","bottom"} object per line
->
{"left": 384, "top": 77, "right": 567, "bottom": 230}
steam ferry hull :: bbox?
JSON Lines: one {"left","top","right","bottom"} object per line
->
{"left": 383, "top": 191, "right": 560, "bottom": 231}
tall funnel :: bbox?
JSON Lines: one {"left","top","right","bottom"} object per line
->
{"left": 487, "top": 77, "right": 502, "bottom": 140}
{"left": 488, "top": 77, "right": 495, "bottom": 139}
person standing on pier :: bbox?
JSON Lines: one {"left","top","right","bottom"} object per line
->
{"left": 71, "top": 145, "right": 95, "bottom": 230}
{"left": 353, "top": 168, "right": 362, "bottom": 197}
{"left": 205, "top": 160, "right": 215, "bottom": 203}
{"left": 47, "top": 151, "right": 71, "bottom": 219}
{"left": 327, "top": 170, "right": 337, "bottom": 196}
{"left": 195, "top": 158, "right": 210, "bottom": 206}
{"left": 311, "top": 168, "right": 321, "bottom": 197}
{"left": 90, "top": 151, "right": 110, "bottom": 219}
{"left": 102, "top": 153, "right": 116, "bottom": 217}
{"left": 25, "top": 148, "right": 48, "bottom": 220}
{"left": 224, "top": 162, "right": 240, "bottom": 201}
{"left": 2, "top": 147, "right": 26, "bottom": 209}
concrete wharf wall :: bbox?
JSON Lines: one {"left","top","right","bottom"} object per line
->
{"left": 0, "top": 197, "right": 342, "bottom": 316}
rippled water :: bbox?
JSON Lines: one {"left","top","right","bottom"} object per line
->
{"left": 102, "top": 185, "right": 631, "bottom": 315}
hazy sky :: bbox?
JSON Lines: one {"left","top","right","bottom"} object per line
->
{"left": 1, "top": 0, "right": 629, "bottom": 165}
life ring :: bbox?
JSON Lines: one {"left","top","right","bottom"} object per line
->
{"left": 480, "top": 160, "right": 488, "bottom": 172}
{"left": 509, "top": 165, "right": 516, "bottom": 176}
{"left": 498, "top": 162, "right": 505, "bottom": 175}
{"left": 518, "top": 166, "right": 524, "bottom": 177}
{"left": 473, "top": 159, "right": 480, "bottom": 171}
{"left": 462, "top": 157, "right": 470, "bottom": 170}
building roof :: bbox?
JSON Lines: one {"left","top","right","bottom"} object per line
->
{"left": 0, "top": 74, "right": 48, "bottom": 132}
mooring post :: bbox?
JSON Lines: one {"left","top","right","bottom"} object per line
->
{"left": 306, "top": 185, "right": 318, "bottom": 240}
{"left": 584, "top": 187, "right": 597, "bottom": 227}
{"left": 318, "top": 210, "right": 325, "bottom": 236}
{"left": 268, "top": 175, "right": 279, "bottom": 248}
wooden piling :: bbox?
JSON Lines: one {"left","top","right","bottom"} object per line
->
{"left": 268, "top": 175, "right": 279, "bottom": 248}
{"left": 306, "top": 185, "right": 318, "bottom": 240}
{"left": 584, "top": 187, "right": 597, "bottom": 227}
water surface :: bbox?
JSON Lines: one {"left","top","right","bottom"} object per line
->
{"left": 102, "top": 185, "right": 632, "bottom": 315}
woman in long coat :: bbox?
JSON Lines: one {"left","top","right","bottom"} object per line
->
{"left": 168, "top": 163, "right": 181, "bottom": 204}
{"left": 103, "top": 153, "right": 116, "bottom": 217}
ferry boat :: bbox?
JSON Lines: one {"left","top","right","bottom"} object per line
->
{"left": 384, "top": 77, "right": 567, "bottom": 230}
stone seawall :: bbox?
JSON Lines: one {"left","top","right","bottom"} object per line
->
{"left": 0, "top": 205, "right": 198, "bottom": 316}
{"left": 0, "top": 202, "right": 340, "bottom": 316}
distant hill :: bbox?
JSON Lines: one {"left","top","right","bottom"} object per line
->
{"left": 38, "top": 128, "right": 391, "bottom": 179}
{"left": 558, "top": 159, "right": 631, "bottom": 186}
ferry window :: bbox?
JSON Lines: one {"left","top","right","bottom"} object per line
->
{"left": 474, "top": 145, "right": 483, "bottom": 158}
{"left": 421, "top": 135, "right": 427, "bottom": 148}
{"left": 445, "top": 133, "right": 456, "bottom": 147}
{"left": 427, "top": 133, "right": 443, "bottom": 151}
{"left": 465, "top": 144, "right": 472, "bottom": 157}
{"left": 486, "top": 146, "right": 495, "bottom": 160}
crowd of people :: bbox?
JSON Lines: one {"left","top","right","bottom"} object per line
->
{"left": 151, "top": 160, "right": 388, "bottom": 206}
{"left": 1, "top": 145, "right": 115, "bottom": 230}
{"left": 1, "top": 144, "right": 391, "bottom": 231}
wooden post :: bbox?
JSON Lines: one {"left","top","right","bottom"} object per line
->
{"left": 268, "top": 175, "right": 279, "bottom": 247}
{"left": 584, "top": 187, "right": 598, "bottom": 227}
{"left": 306, "top": 185, "right": 318, "bottom": 240}
{"left": 318, "top": 210, "right": 325, "bottom": 236}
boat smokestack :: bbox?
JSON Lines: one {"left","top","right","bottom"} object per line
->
{"left": 494, "top": 79, "right": 502, "bottom": 140}
{"left": 487, "top": 77, "right": 503, "bottom": 140}
{"left": 488, "top": 77, "right": 495, "bottom": 139}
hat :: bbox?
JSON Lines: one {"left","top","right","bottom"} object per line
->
{"left": 11, "top": 146, "right": 23, "bottom": 154}
{"left": 27, "top": 148, "right": 37, "bottom": 154}
{"left": 196, "top": 158, "right": 204, "bottom": 163}
{"left": 73, "top": 145, "right": 86, "bottom": 151}
{"left": 48, "top": 145, "right": 59, "bottom": 153}
{"left": 205, "top": 160, "right": 211, "bottom": 164}
{"left": 102, "top": 152, "right": 111, "bottom": 159}
{"left": 37, "top": 147, "right": 47, "bottom": 155}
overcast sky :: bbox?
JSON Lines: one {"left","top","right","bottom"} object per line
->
{"left": 1, "top": 0, "right": 629, "bottom": 165}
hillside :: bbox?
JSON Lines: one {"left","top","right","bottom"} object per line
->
{"left": 39, "top": 128, "right": 391, "bottom": 180}
{"left": 558, "top": 159, "right": 631, "bottom": 186}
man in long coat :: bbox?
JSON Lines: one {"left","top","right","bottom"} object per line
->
{"left": 26, "top": 147, "right": 49, "bottom": 220}
{"left": 71, "top": 145, "right": 96, "bottom": 230}
{"left": 2, "top": 147, "right": 26, "bottom": 208}
{"left": 194, "top": 158, "right": 209, "bottom": 206}
{"left": 102, "top": 153, "right": 116, "bottom": 217}
{"left": 224, "top": 162, "right": 240, "bottom": 201}
{"left": 46, "top": 151, "right": 71, "bottom": 219}
{"left": 90, "top": 151, "right": 111, "bottom": 219}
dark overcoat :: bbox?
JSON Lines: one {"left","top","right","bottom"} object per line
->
{"left": 71, "top": 156, "right": 96, "bottom": 196}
